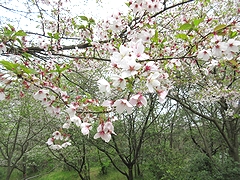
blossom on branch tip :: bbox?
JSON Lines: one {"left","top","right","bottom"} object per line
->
{"left": 0, "top": 43, "right": 7, "bottom": 53}
{"left": 103, "top": 121, "right": 116, "bottom": 135}
{"left": 102, "top": 100, "right": 114, "bottom": 108}
{"left": 81, "top": 122, "right": 92, "bottom": 135}
{"left": 121, "top": 60, "right": 142, "bottom": 78}
{"left": 52, "top": 131, "right": 63, "bottom": 140}
{"left": 94, "top": 123, "right": 112, "bottom": 142}
{"left": 224, "top": 39, "right": 240, "bottom": 60}
{"left": 156, "top": 89, "right": 168, "bottom": 104}
{"left": 110, "top": 74, "right": 126, "bottom": 90}
{"left": 132, "top": 40, "right": 149, "bottom": 60}
{"left": 66, "top": 104, "right": 78, "bottom": 118}
{"left": 143, "top": 61, "right": 158, "bottom": 75}
{"left": 130, "top": 93, "right": 147, "bottom": 107}
{"left": 197, "top": 49, "right": 211, "bottom": 61}
{"left": 61, "top": 142, "right": 71, "bottom": 148}
{"left": 62, "top": 120, "right": 71, "bottom": 129}
{"left": 46, "top": 137, "right": 54, "bottom": 146}
{"left": 33, "top": 89, "right": 49, "bottom": 101}
{"left": 112, "top": 99, "right": 133, "bottom": 114}
{"left": 97, "top": 79, "right": 111, "bottom": 95}
{"left": 146, "top": 72, "right": 160, "bottom": 93}
{"left": 70, "top": 115, "right": 82, "bottom": 127}
{"left": 0, "top": 90, "right": 5, "bottom": 101}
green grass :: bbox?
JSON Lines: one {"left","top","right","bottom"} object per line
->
{"left": 36, "top": 170, "right": 80, "bottom": 180}
{"left": 0, "top": 167, "right": 127, "bottom": 180}
{"left": 34, "top": 167, "right": 126, "bottom": 180}
{"left": 90, "top": 167, "right": 126, "bottom": 180}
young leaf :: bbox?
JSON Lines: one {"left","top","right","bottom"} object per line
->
{"left": 193, "top": 18, "right": 204, "bottom": 27}
{"left": 214, "top": 24, "right": 226, "bottom": 31}
{"left": 178, "top": 23, "right": 192, "bottom": 30}
{"left": 0, "top": 60, "right": 18, "bottom": 71}
{"left": 79, "top": 16, "right": 88, "bottom": 21}
{"left": 175, "top": 33, "right": 188, "bottom": 40}
{"left": 14, "top": 30, "right": 27, "bottom": 36}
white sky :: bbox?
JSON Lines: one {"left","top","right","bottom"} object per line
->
{"left": 0, "top": 0, "right": 129, "bottom": 31}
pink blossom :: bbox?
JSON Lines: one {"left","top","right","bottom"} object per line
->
{"left": 132, "top": 40, "right": 149, "bottom": 60}
{"left": 156, "top": 89, "right": 168, "bottom": 104}
{"left": 112, "top": 99, "right": 133, "bottom": 114}
{"left": 143, "top": 61, "right": 158, "bottom": 75}
{"left": 62, "top": 120, "right": 71, "bottom": 129}
{"left": 33, "top": 89, "right": 49, "bottom": 101}
{"left": 121, "top": 60, "right": 142, "bottom": 78}
{"left": 103, "top": 121, "right": 116, "bottom": 135}
{"left": 61, "top": 142, "right": 71, "bottom": 148}
{"left": 110, "top": 74, "right": 126, "bottom": 90}
{"left": 94, "top": 123, "right": 112, "bottom": 142}
{"left": 197, "top": 49, "right": 211, "bottom": 61}
{"left": 66, "top": 103, "right": 78, "bottom": 118}
{"left": 81, "top": 122, "right": 92, "bottom": 135}
{"left": 102, "top": 100, "right": 114, "bottom": 108}
{"left": 129, "top": 94, "right": 147, "bottom": 107}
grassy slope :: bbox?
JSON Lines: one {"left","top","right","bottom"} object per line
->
{"left": 36, "top": 167, "right": 126, "bottom": 180}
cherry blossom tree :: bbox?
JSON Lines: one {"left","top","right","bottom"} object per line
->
{"left": 0, "top": 0, "right": 239, "bottom": 169}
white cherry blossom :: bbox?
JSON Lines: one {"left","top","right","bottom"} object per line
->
{"left": 146, "top": 72, "right": 160, "bottom": 92}
{"left": 121, "top": 60, "right": 142, "bottom": 78}
{"left": 112, "top": 99, "right": 133, "bottom": 114}
{"left": 52, "top": 131, "right": 63, "bottom": 140}
{"left": 81, "top": 122, "right": 92, "bottom": 135}
{"left": 97, "top": 79, "right": 111, "bottom": 95}
{"left": 110, "top": 74, "right": 126, "bottom": 90}
{"left": 197, "top": 49, "right": 211, "bottom": 61}
{"left": 129, "top": 93, "right": 147, "bottom": 107}
{"left": 33, "top": 89, "right": 49, "bottom": 101}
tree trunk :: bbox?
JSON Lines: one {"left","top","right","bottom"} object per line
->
{"left": 128, "top": 165, "right": 133, "bottom": 180}
{"left": 6, "top": 166, "right": 14, "bottom": 180}
{"left": 226, "top": 118, "right": 239, "bottom": 163}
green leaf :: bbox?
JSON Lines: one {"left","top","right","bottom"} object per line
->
{"left": 78, "top": 25, "right": 86, "bottom": 30}
{"left": 89, "top": 18, "right": 95, "bottom": 25}
{"left": 14, "top": 30, "right": 27, "bottom": 36}
{"left": 175, "top": 33, "right": 188, "bottom": 40}
{"left": 229, "top": 31, "right": 238, "bottom": 38}
{"left": 151, "top": 30, "right": 159, "bottom": 44}
{"left": 0, "top": 60, "right": 18, "bottom": 71}
{"left": 50, "top": 64, "right": 69, "bottom": 74}
{"left": 53, "top": 33, "right": 60, "bottom": 40}
{"left": 19, "top": 65, "right": 36, "bottom": 74}
{"left": 47, "top": 32, "right": 53, "bottom": 38}
{"left": 86, "top": 38, "right": 92, "bottom": 43}
{"left": 22, "top": 52, "right": 32, "bottom": 59}
{"left": 79, "top": 16, "right": 88, "bottom": 21}
{"left": 16, "top": 38, "right": 23, "bottom": 47}
{"left": 214, "top": 24, "right": 226, "bottom": 31}
{"left": 125, "top": 2, "right": 130, "bottom": 7}
{"left": 178, "top": 23, "right": 192, "bottom": 30}
{"left": 193, "top": 18, "right": 204, "bottom": 27}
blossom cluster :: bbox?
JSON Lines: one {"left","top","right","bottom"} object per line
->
{"left": 46, "top": 131, "right": 71, "bottom": 150}
{"left": 197, "top": 35, "right": 240, "bottom": 61}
